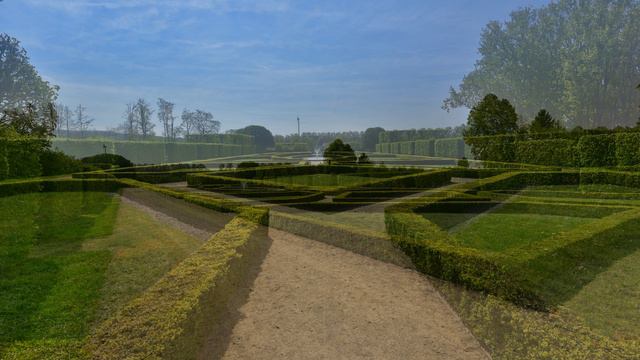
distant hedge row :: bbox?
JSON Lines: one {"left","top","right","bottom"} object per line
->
{"left": 466, "top": 132, "right": 640, "bottom": 167}
{"left": 375, "top": 137, "right": 472, "bottom": 159}
{"left": 274, "top": 143, "right": 310, "bottom": 152}
{"left": 52, "top": 139, "right": 255, "bottom": 164}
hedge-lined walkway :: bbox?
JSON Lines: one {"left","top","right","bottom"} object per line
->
{"left": 216, "top": 228, "right": 489, "bottom": 359}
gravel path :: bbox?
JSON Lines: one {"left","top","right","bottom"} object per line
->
{"left": 217, "top": 228, "right": 489, "bottom": 360}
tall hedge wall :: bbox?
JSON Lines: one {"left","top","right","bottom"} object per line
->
{"left": 514, "top": 139, "right": 576, "bottom": 167}
{"left": 575, "top": 134, "right": 617, "bottom": 167}
{"left": 52, "top": 139, "right": 254, "bottom": 164}
{"left": 375, "top": 137, "right": 469, "bottom": 158}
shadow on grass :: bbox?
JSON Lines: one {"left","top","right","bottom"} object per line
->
{"left": 524, "top": 217, "right": 640, "bottom": 306}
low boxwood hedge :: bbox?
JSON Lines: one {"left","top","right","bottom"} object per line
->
{"left": 86, "top": 216, "right": 268, "bottom": 359}
{"left": 384, "top": 170, "right": 640, "bottom": 310}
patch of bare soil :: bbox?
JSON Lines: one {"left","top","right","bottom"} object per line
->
{"left": 217, "top": 228, "right": 489, "bottom": 360}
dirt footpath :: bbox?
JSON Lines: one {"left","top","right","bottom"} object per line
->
{"left": 217, "top": 228, "right": 489, "bottom": 360}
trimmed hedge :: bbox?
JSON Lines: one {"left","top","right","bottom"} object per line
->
{"left": 376, "top": 137, "right": 469, "bottom": 158}
{"left": 384, "top": 170, "right": 638, "bottom": 310}
{"left": 187, "top": 165, "right": 442, "bottom": 195}
{"left": 86, "top": 216, "right": 267, "bottom": 359}
{"left": 275, "top": 143, "right": 309, "bottom": 152}
{"left": 614, "top": 132, "right": 640, "bottom": 166}
{"left": 514, "top": 139, "right": 576, "bottom": 167}
{"left": 52, "top": 139, "right": 254, "bottom": 164}
{"left": 576, "top": 134, "right": 617, "bottom": 167}
{"left": 0, "top": 178, "right": 125, "bottom": 197}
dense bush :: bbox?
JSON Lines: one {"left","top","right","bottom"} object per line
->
{"left": 434, "top": 137, "right": 465, "bottom": 158}
{"left": 576, "top": 134, "right": 617, "bottom": 167}
{"left": 414, "top": 139, "right": 435, "bottom": 156}
{"left": 614, "top": 132, "right": 640, "bottom": 166}
{"left": 514, "top": 139, "right": 576, "bottom": 166}
{"left": 39, "top": 149, "right": 84, "bottom": 176}
{"left": 82, "top": 153, "right": 134, "bottom": 168}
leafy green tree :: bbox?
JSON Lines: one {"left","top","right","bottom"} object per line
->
{"left": 464, "top": 94, "right": 519, "bottom": 137}
{"left": 443, "top": 1, "right": 640, "bottom": 128}
{"left": 0, "top": 33, "right": 58, "bottom": 111}
{"left": 529, "top": 109, "right": 562, "bottom": 134}
{"left": 463, "top": 94, "right": 519, "bottom": 161}
{"left": 323, "top": 138, "right": 356, "bottom": 164}
{"left": 357, "top": 152, "right": 371, "bottom": 164}
{"left": 235, "top": 125, "right": 275, "bottom": 152}
{"left": 362, "top": 127, "right": 384, "bottom": 151}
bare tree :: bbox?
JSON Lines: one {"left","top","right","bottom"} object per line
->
{"left": 181, "top": 109, "right": 196, "bottom": 138}
{"left": 134, "top": 98, "right": 154, "bottom": 139}
{"left": 157, "top": 98, "right": 176, "bottom": 141}
{"left": 55, "top": 103, "right": 74, "bottom": 137}
{"left": 194, "top": 110, "right": 219, "bottom": 136}
{"left": 121, "top": 102, "right": 138, "bottom": 139}
{"left": 75, "top": 104, "right": 93, "bottom": 137}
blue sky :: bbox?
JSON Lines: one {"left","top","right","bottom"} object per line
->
{"left": 1, "top": 0, "right": 550, "bottom": 134}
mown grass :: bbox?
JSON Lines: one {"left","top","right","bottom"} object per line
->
{"left": 0, "top": 192, "right": 203, "bottom": 358}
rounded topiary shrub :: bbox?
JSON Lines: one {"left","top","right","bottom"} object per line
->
{"left": 81, "top": 153, "right": 134, "bottom": 168}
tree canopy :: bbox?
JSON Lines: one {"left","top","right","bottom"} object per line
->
{"left": 362, "top": 127, "right": 384, "bottom": 151}
{"left": 0, "top": 33, "right": 59, "bottom": 137}
{"left": 529, "top": 109, "right": 562, "bottom": 134}
{"left": 443, "top": 0, "right": 640, "bottom": 128}
{"left": 323, "top": 138, "right": 356, "bottom": 164}
{"left": 235, "top": 125, "right": 274, "bottom": 152}
{"left": 0, "top": 33, "right": 58, "bottom": 112}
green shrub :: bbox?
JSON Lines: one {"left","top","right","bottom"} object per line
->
{"left": 457, "top": 157, "right": 470, "bottom": 168}
{"left": 82, "top": 153, "right": 133, "bottom": 168}
{"left": 514, "top": 139, "right": 576, "bottom": 166}
{"left": 237, "top": 161, "right": 260, "bottom": 169}
{"left": 614, "top": 132, "right": 640, "bottom": 166}
{"left": 5, "top": 138, "right": 47, "bottom": 179}
{"left": 40, "top": 149, "right": 84, "bottom": 176}
{"left": 0, "top": 140, "right": 8, "bottom": 180}
{"left": 576, "top": 134, "right": 616, "bottom": 167}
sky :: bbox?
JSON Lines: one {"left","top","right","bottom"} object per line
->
{"left": 0, "top": 0, "right": 551, "bottom": 135}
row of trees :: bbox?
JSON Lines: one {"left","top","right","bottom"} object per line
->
{"left": 464, "top": 90, "right": 640, "bottom": 161}
{"left": 115, "top": 99, "right": 220, "bottom": 141}
{"left": 445, "top": 0, "right": 640, "bottom": 128}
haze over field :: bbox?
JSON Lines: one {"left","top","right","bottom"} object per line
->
{"left": 0, "top": 0, "right": 551, "bottom": 134}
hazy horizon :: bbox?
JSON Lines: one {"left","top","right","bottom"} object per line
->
{"left": 0, "top": 0, "right": 550, "bottom": 135}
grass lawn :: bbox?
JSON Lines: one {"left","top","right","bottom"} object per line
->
{"left": 0, "top": 192, "right": 203, "bottom": 358}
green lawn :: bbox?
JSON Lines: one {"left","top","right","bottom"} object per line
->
{"left": 0, "top": 192, "right": 203, "bottom": 358}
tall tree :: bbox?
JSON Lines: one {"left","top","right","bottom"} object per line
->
{"left": 55, "top": 103, "right": 74, "bottom": 137}
{"left": 529, "top": 109, "right": 562, "bottom": 134}
{"left": 362, "top": 127, "right": 385, "bottom": 152}
{"left": 463, "top": 94, "right": 519, "bottom": 161}
{"left": 235, "top": 125, "right": 274, "bottom": 152}
{"left": 121, "top": 103, "right": 138, "bottom": 139}
{"left": 323, "top": 138, "right": 356, "bottom": 164}
{"left": 134, "top": 98, "right": 154, "bottom": 139}
{"left": 180, "top": 109, "right": 196, "bottom": 138}
{"left": 157, "top": 98, "right": 176, "bottom": 141}
{"left": 74, "top": 104, "right": 93, "bottom": 138}
{"left": 193, "top": 110, "right": 219, "bottom": 136}
{"left": 443, "top": 0, "right": 640, "bottom": 128}
{"left": 0, "top": 33, "right": 58, "bottom": 112}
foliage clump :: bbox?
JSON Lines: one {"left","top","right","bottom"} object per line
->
{"left": 323, "top": 139, "right": 356, "bottom": 164}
